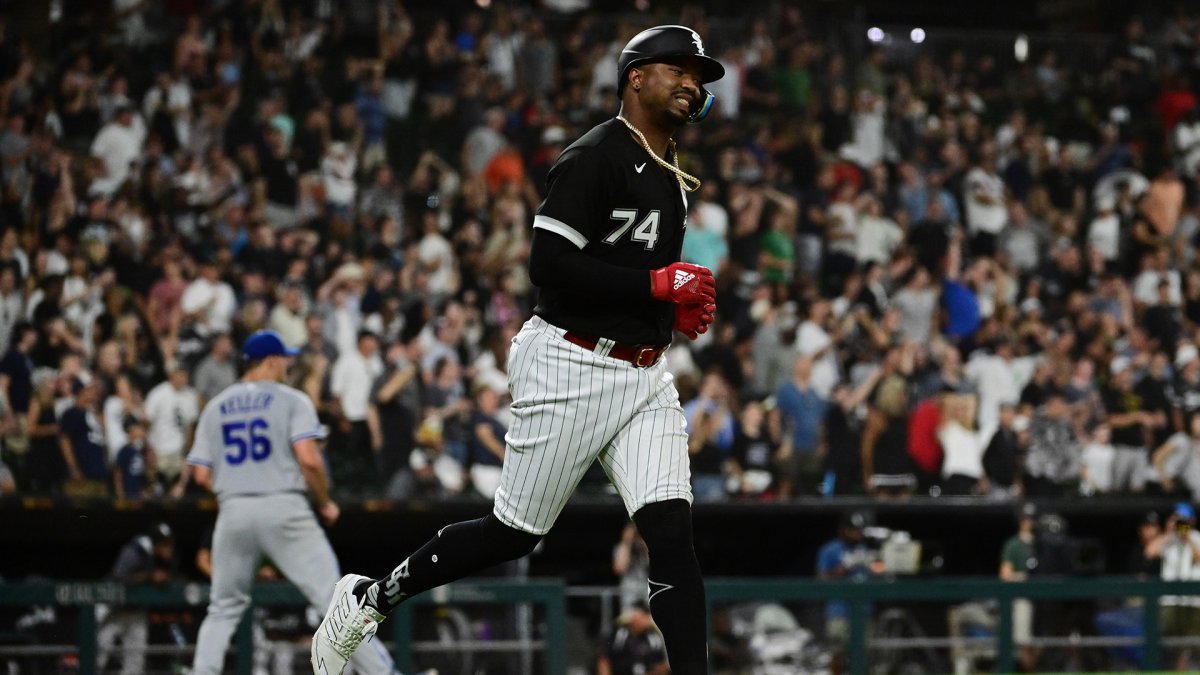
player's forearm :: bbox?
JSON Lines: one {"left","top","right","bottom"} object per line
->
{"left": 366, "top": 406, "right": 383, "bottom": 448}
{"left": 376, "top": 366, "right": 415, "bottom": 402}
{"left": 1106, "top": 412, "right": 1142, "bottom": 427}
{"left": 478, "top": 426, "right": 505, "bottom": 459}
{"left": 528, "top": 229, "right": 651, "bottom": 300}
{"left": 196, "top": 551, "right": 212, "bottom": 578}
{"left": 186, "top": 465, "right": 208, "bottom": 491}
{"left": 613, "top": 546, "right": 631, "bottom": 575}
{"left": 299, "top": 462, "right": 331, "bottom": 507}
{"left": 59, "top": 439, "right": 80, "bottom": 477}
{"left": 1145, "top": 535, "right": 1167, "bottom": 559}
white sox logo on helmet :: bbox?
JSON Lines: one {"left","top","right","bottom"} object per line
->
{"left": 690, "top": 30, "right": 705, "bottom": 56}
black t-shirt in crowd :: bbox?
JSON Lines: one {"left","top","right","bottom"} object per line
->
{"left": 1143, "top": 304, "right": 1182, "bottom": 352}
{"left": 731, "top": 427, "right": 776, "bottom": 473}
{"left": 1172, "top": 373, "right": 1200, "bottom": 424}
{"left": 0, "top": 349, "right": 33, "bottom": 413}
{"left": 469, "top": 411, "right": 507, "bottom": 468}
{"left": 983, "top": 427, "right": 1021, "bottom": 487}
{"left": 1020, "top": 380, "right": 1053, "bottom": 410}
{"left": 260, "top": 151, "right": 299, "bottom": 206}
{"left": 1102, "top": 381, "right": 1157, "bottom": 447}
{"left": 59, "top": 405, "right": 107, "bottom": 481}
{"left": 1141, "top": 375, "right": 1175, "bottom": 446}
{"left": 532, "top": 119, "right": 686, "bottom": 345}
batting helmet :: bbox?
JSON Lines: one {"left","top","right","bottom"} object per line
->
{"left": 618, "top": 25, "right": 725, "bottom": 123}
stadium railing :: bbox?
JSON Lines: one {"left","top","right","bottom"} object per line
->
{"left": 706, "top": 576, "right": 1200, "bottom": 674}
{"left": 0, "top": 579, "right": 567, "bottom": 675}
{"left": 4, "top": 577, "right": 1200, "bottom": 674}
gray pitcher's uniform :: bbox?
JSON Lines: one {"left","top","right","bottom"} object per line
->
{"left": 188, "top": 381, "right": 395, "bottom": 675}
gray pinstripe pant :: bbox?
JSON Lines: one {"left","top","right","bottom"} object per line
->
{"left": 493, "top": 316, "right": 693, "bottom": 535}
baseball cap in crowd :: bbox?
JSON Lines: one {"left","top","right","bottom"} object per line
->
{"left": 336, "top": 262, "right": 366, "bottom": 281}
{"left": 149, "top": 522, "right": 174, "bottom": 543}
{"left": 242, "top": 330, "right": 300, "bottom": 361}
{"left": 541, "top": 125, "right": 567, "bottom": 145}
{"left": 70, "top": 371, "right": 94, "bottom": 395}
{"left": 1110, "top": 355, "right": 1132, "bottom": 376}
{"left": 269, "top": 114, "right": 294, "bottom": 143}
{"left": 1175, "top": 503, "right": 1196, "bottom": 521}
{"left": 122, "top": 414, "right": 146, "bottom": 432}
{"left": 1019, "top": 502, "right": 1038, "bottom": 521}
{"left": 1143, "top": 511, "right": 1161, "bottom": 527}
{"left": 220, "top": 62, "right": 241, "bottom": 86}
{"left": 1019, "top": 297, "right": 1043, "bottom": 317}
{"left": 1176, "top": 344, "right": 1199, "bottom": 369}
{"left": 841, "top": 510, "right": 871, "bottom": 531}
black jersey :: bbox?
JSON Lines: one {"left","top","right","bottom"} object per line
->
{"left": 532, "top": 119, "right": 687, "bottom": 345}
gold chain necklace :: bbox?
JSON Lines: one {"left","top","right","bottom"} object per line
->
{"left": 615, "top": 115, "right": 701, "bottom": 193}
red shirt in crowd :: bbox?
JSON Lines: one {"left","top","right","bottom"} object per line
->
{"left": 1156, "top": 87, "right": 1197, "bottom": 132}
{"left": 907, "top": 398, "right": 943, "bottom": 475}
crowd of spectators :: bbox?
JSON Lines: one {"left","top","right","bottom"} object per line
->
{"left": 6, "top": 1, "right": 1200, "bottom": 505}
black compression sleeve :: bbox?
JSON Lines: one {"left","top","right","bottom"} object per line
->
{"left": 528, "top": 227, "right": 651, "bottom": 300}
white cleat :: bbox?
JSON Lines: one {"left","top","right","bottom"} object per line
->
{"left": 312, "top": 574, "right": 386, "bottom": 675}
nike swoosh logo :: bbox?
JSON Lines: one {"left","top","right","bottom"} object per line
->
{"left": 635, "top": 163, "right": 646, "bottom": 173}
{"left": 648, "top": 578, "right": 675, "bottom": 602}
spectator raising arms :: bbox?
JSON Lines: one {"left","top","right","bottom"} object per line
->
{"left": 0, "top": 2, "right": 1200, "bottom": 517}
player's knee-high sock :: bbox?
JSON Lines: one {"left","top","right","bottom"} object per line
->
{"left": 359, "top": 514, "right": 541, "bottom": 614}
{"left": 634, "top": 499, "right": 708, "bottom": 674}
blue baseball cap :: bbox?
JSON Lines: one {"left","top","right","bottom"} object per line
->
{"left": 242, "top": 330, "right": 300, "bottom": 361}
{"left": 1175, "top": 503, "right": 1196, "bottom": 521}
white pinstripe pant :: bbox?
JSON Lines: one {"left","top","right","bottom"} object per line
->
{"left": 493, "top": 316, "right": 693, "bottom": 535}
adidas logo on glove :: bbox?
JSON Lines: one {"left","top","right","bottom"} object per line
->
{"left": 673, "top": 269, "right": 695, "bottom": 290}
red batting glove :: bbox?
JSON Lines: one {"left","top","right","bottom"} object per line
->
{"left": 650, "top": 262, "right": 715, "bottom": 305}
{"left": 675, "top": 302, "right": 716, "bottom": 340}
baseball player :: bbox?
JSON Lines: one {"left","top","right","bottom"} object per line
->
{"left": 187, "top": 330, "right": 396, "bottom": 675}
{"left": 314, "top": 25, "right": 722, "bottom": 675}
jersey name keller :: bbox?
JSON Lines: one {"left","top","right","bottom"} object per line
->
{"left": 218, "top": 392, "right": 274, "bottom": 416}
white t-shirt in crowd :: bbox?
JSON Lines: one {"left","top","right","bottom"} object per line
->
{"left": 321, "top": 153, "right": 358, "bottom": 206}
{"left": 330, "top": 350, "right": 384, "bottom": 422}
{"left": 180, "top": 277, "right": 237, "bottom": 335}
{"left": 855, "top": 214, "right": 904, "bottom": 265}
{"left": 796, "top": 320, "right": 839, "bottom": 399}
{"left": 1081, "top": 441, "right": 1116, "bottom": 493}
{"left": 964, "top": 167, "right": 1007, "bottom": 235}
{"left": 1133, "top": 270, "right": 1183, "bottom": 306}
{"left": 1087, "top": 213, "right": 1121, "bottom": 261}
{"left": 144, "top": 382, "right": 200, "bottom": 460}
{"left": 965, "top": 353, "right": 1038, "bottom": 432}
{"left": 939, "top": 420, "right": 986, "bottom": 479}
{"left": 1161, "top": 529, "right": 1200, "bottom": 606}
{"left": 103, "top": 395, "right": 131, "bottom": 460}
{"left": 90, "top": 118, "right": 147, "bottom": 196}
{"left": 268, "top": 305, "right": 308, "bottom": 348}
{"left": 418, "top": 233, "right": 456, "bottom": 295}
